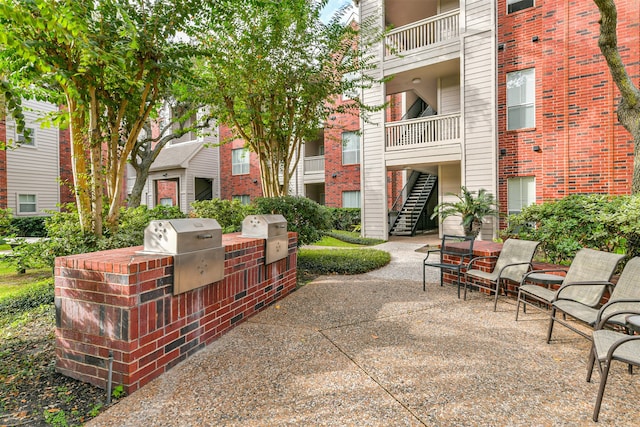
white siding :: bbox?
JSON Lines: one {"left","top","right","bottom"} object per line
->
{"left": 360, "top": 0, "right": 388, "bottom": 240}
{"left": 439, "top": 75, "right": 461, "bottom": 114}
{"left": 5, "top": 100, "right": 60, "bottom": 215}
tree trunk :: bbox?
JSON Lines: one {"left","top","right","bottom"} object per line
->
{"left": 593, "top": 0, "right": 640, "bottom": 193}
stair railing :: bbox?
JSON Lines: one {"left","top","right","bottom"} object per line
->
{"left": 389, "top": 171, "right": 422, "bottom": 231}
{"left": 408, "top": 176, "right": 437, "bottom": 236}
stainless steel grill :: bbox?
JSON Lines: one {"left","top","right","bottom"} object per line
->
{"left": 142, "top": 218, "right": 225, "bottom": 295}
{"left": 241, "top": 214, "right": 288, "bottom": 264}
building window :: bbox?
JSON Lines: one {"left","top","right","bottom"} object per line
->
{"left": 232, "top": 195, "right": 251, "bottom": 205}
{"left": 342, "top": 131, "right": 360, "bottom": 165}
{"left": 232, "top": 148, "right": 250, "bottom": 175}
{"left": 159, "top": 198, "right": 174, "bottom": 206}
{"left": 507, "top": 177, "right": 535, "bottom": 215}
{"left": 342, "top": 190, "right": 360, "bottom": 208}
{"left": 507, "top": 68, "right": 535, "bottom": 130}
{"left": 342, "top": 71, "right": 359, "bottom": 100}
{"left": 16, "top": 127, "right": 35, "bottom": 146}
{"left": 18, "top": 194, "right": 37, "bottom": 214}
{"left": 507, "top": 0, "right": 534, "bottom": 14}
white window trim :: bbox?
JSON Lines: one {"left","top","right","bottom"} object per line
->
{"left": 342, "top": 131, "right": 360, "bottom": 165}
{"left": 507, "top": 0, "right": 534, "bottom": 14}
{"left": 507, "top": 177, "right": 535, "bottom": 215}
{"left": 232, "top": 148, "right": 250, "bottom": 175}
{"left": 16, "top": 127, "right": 37, "bottom": 148}
{"left": 16, "top": 193, "right": 38, "bottom": 215}
{"left": 506, "top": 68, "right": 535, "bottom": 130}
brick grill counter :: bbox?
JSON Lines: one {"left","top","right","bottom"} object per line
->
{"left": 54, "top": 232, "right": 297, "bottom": 394}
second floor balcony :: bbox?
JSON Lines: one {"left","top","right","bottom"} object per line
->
{"left": 385, "top": 114, "right": 460, "bottom": 151}
{"left": 304, "top": 155, "right": 325, "bottom": 183}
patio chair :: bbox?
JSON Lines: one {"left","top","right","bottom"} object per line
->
{"left": 547, "top": 256, "right": 640, "bottom": 343}
{"left": 586, "top": 310, "right": 640, "bottom": 422}
{"left": 515, "top": 249, "right": 625, "bottom": 321}
{"left": 423, "top": 234, "right": 475, "bottom": 298}
{"left": 464, "top": 239, "right": 540, "bottom": 311}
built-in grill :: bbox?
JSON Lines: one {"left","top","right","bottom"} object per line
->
{"left": 241, "top": 214, "right": 288, "bottom": 264}
{"left": 142, "top": 218, "right": 225, "bottom": 295}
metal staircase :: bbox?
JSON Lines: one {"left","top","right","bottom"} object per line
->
{"left": 389, "top": 173, "right": 437, "bottom": 236}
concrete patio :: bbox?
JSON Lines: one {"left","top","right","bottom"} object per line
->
{"left": 87, "top": 239, "right": 639, "bottom": 426}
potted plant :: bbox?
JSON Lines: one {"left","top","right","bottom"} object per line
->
{"left": 430, "top": 186, "right": 498, "bottom": 237}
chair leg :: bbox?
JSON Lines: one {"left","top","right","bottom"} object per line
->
{"left": 463, "top": 274, "right": 469, "bottom": 301}
{"left": 515, "top": 290, "right": 522, "bottom": 321}
{"left": 422, "top": 262, "right": 426, "bottom": 292}
{"left": 546, "top": 308, "right": 556, "bottom": 344}
{"left": 586, "top": 344, "right": 597, "bottom": 383}
{"left": 593, "top": 361, "right": 611, "bottom": 422}
{"left": 493, "top": 280, "right": 500, "bottom": 312}
{"left": 456, "top": 270, "right": 461, "bottom": 299}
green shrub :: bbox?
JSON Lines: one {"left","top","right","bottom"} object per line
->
{"left": 0, "top": 208, "right": 15, "bottom": 243}
{"left": 8, "top": 205, "right": 186, "bottom": 271}
{"left": 0, "top": 279, "right": 54, "bottom": 315}
{"left": 297, "top": 248, "right": 390, "bottom": 275}
{"left": 324, "top": 230, "right": 384, "bottom": 246}
{"left": 326, "top": 208, "right": 360, "bottom": 231}
{"left": 502, "top": 194, "right": 632, "bottom": 263}
{"left": 253, "top": 196, "right": 331, "bottom": 245}
{"left": 11, "top": 216, "right": 47, "bottom": 237}
{"left": 190, "top": 199, "right": 254, "bottom": 233}
{"left": 100, "top": 205, "right": 186, "bottom": 250}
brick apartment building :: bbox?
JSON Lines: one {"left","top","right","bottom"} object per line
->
{"left": 497, "top": 0, "right": 637, "bottom": 219}
{"left": 3, "top": 0, "right": 638, "bottom": 240}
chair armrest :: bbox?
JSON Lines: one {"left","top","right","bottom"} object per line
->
{"left": 423, "top": 249, "right": 442, "bottom": 262}
{"left": 603, "top": 335, "right": 640, "bottom": 361}
{"left": 595, "top": 299, "right": 640, "bottom": 328}
{"left": 523, "top": 268, "right": 568, "bottom": 278}
{"left": 552, "top": 280, "right": 613, "bottom": 302}
{"left": 466, "top": 255, "right": 498, "bottom": 270}
{"left": 596, "top": 308, "right": 640, "bottom": 330}
{"left": 496, "top": 261, "right": 534, "bottom": 279}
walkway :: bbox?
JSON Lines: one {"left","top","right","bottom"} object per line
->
{"left": 88, "top": 239, "right": 639, "bottom": 426}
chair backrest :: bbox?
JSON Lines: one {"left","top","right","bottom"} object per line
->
{"left": 440, "top": 234, "right": 475, "bottom": 263}
{"left": 494, "top": 239, "right": 540, "bottom": 282}
{"left": 560, "top": 249, "right": 625, "bottom": 306}
{"left": 601, "top": 257, "right": 640, "bottom": 318}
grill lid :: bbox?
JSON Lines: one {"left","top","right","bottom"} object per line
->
{"left": 143, "top": 218, "right": 222, "bottom": 255}
{"left": 241, "top": 214, "right": 287, "bottom": 239}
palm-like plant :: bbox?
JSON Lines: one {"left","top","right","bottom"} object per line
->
{"left": 430, "top": 186, "right": 499, "bottom": 237}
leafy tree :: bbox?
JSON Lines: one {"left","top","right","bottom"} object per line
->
{"left": 0, "top": 0, "right": 205, "bottom": 236}
{"left": 128, "top": 101, "right": 213, "bottom": 208}
{"left": 194, "top": 0, "right": 383, "bottom": 197}
{"left": 593, "top": 0, "right": 640, "bottom": 193}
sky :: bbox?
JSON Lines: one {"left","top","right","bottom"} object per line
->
{"left": 319, "top": 0, "right": 357, "bottom": 24}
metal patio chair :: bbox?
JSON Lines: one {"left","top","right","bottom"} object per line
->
{"left": 516, "top": 248, "right": 625, "bottom": 321}
{"left": 464, "top": 238, "right": 540, "bottom": 311}
{"left": 586, "top": 309, "right": 640, "bottom": 422}
{"left": 423, "top": 234, "right": 475, "bottom": 298}
{"left": 547, "top": 257, "right": 640, "bottom": 343}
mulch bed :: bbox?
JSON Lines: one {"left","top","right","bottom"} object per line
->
{"left": 0, "top": 306, "right": 112, "bottom": 426}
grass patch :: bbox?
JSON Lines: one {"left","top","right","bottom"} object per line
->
{"left": 312, "top": 235, "right": 362, "bottom": 247}
{"left": 324, "top": 230, "right": 385, "bottom": 246}
{"left": 298, "top": 248, "right": 391, "bottom": 275}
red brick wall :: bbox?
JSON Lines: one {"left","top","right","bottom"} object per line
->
{"left": 58, "top": 127, "right": 74, "bottom": 207}
{"left": 324, "top": 95, "right": 360, "bottom": 207}
{"left": 497, "top": 0, "right": 637, "bottom": 219}
{"left": 0, "top": 118, "right": 6, "bottom": 209}
{"left": 55, "top": 232, "right": 297, "bottom": 394}
{"left": 155, "top": 180, "right": 178, "bottom": 206}
{"left": 218, "top": 125, "right": 263, "bottom": 201}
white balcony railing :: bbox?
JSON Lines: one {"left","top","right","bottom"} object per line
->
{"left": 304, "top": 155, "right": 325, "bottom": 173}
{"left": 385, "top": 9, "right": 460, "bottom": 58}
{"left": 385, "top": 114, "right": 461, "bottom": 149}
